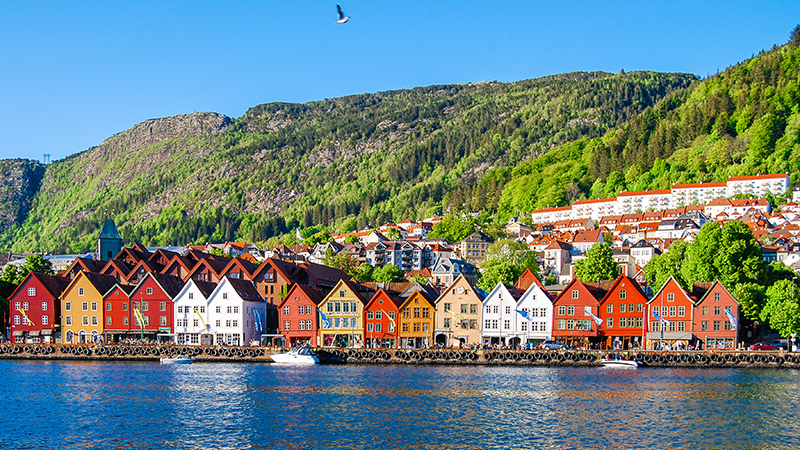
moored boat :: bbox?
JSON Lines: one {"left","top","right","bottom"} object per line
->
{"left": 600, "top": 358, "right": 638, "bottom": 368}
{"left": 270, "top": 346, "right": 320, "bottom": 364}
{"left": 160, "top": 355, "right": 195, "bottom": 364}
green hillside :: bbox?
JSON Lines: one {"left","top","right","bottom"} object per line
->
{"left": 493, "top": 36, "right": 800, "bottom": 217}
{"left": 0, "top": 71, "right": 695, "bottom": 253}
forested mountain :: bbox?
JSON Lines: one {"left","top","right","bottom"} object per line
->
{"left": 0, "top": 71, "right": 695, "bottom": 253}
{"left": 492, "top": 36, "right": 800, "bottom": 216}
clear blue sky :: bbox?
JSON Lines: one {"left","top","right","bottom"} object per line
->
{"left": 1, "top": 1, "right": 798, "bottom": 162}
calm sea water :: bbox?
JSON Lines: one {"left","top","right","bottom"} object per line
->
{"left": 3, "top": 360, "right": 799, "bottom": 450}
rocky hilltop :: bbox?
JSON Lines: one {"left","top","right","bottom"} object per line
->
{"left": 0, "top": 159, "right": 44, "bottom": 233}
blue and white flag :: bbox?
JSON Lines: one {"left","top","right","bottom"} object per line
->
{"left": 317, "top": 308, "right": 331, "bottom": 329}
{"left": 515, "top": 309, "right": 532, "bottom": 321}
{"left": 653, "top": 309, "right": 671, "bottom": 325}
{"left": 723, "top": 308, "right": 738, "bottom": 330}
{"left": 584, "top": 308, "right": 603, "bottom": 327}
{"left": 253, "top": 309, "right": 263, "bottom": 332}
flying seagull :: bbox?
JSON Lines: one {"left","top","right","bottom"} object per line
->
{"left": 336, "top": 4, "right": 350, "bottom": 24}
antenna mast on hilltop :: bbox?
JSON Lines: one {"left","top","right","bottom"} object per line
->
{"left": 43, "top": 154, "right": 51, "bottom": 164}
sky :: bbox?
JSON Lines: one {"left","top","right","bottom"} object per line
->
{"left": 1, "top": 1, "right": 799, "bottom": 162}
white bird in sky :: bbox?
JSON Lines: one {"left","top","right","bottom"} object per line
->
{"left": 336, "top": 4, "right": 350, "bottom": 24}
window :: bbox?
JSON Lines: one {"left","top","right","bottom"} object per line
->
{"left": 444, "top": 303, "right": 451, "bottom": 312}
{"left": 82, "top": 316, "right": 88, "bottom": 325}
{"left": 343, "top": 302, "right": 350, "bottom": 313}
{"left": 388, "top": 311, "right": 395, "bottom": 321}
{"left": 606, "top": 304, "right": 613, "bottom": 314}
{"left": 123, "top": 303, "right": 129, "bottom": 311}
{"left": 222, "top": 293, "right": 228, "bottom": 300}
{"left": 636, "top": 304, "right": 643, "bottom": 313}
{"left": 42, "top": 302, "right": 48, "bottom": 311}
{"left": 651, "top": 321, "right": 659, "bottom": 332}
{"left": 636, "top": 317, "right": 643, "bottom": 328}
{"left": 413, "top": 308, "right": 420, "bottom": 318}
{"left": 607, "top": 317, "right": 614, "bottom": 328}
{"left": 216, "top": 306, "right": 221, "bottom": 313}
{"left": 484, "top": 319, "right": 492, "bottom": 329}
{"left": 619, "top": 290, "right": 626, "bottom": 300}
{"left": 215, "top": 320, "right": 221, "bottom": 328}
{"left": 142, "top": 302, "right": 149, "bottom": 312}
{"left": 461, "top": 304, "right": 468, "bottom": 314}
{"left": 189, "top": 293, "right": 194, "bottom": 300}
{"left": 619, "top": 303, "right": 626, "bottom": 313}
{"left": 413, "top": 323, "right": 420, "bottom": 332}
{"left": 226, "top": 320, "right": 232, "bottom": 327}
{"left": 160, "top": 316, "right": 167, "bottom": 326}
{"left": 619, "top": 317, "right": 627, "bottom": 328}
{"left": 702, "top": 306, "right": 708, "bottom": 316}
{"left": 14, "top": 301, "right": 20, "bottom": 310}
{"left": 22, "top": 302, "right": 29, "bottom": 310}
{"left": 123, "top": 317, "right": 129, "bottom": 325}
{"left": 339, "top": 290, "right": 345, "bottom": 298}
{"left": 558, "top": 319, "right": 565, "bottom": 330}
{"left": 567, "top": 319, "right": 575, "bottom": 330}
{"left": 567, "top": 306, "right": 575, "bottom": 316}
{"left": 91, "top": 302, "right": 98, "bottom": 311}
{"left": 403, "top": 309, "right": 410, "bottom": 319}
{"left": 233, "top": 306, "right": 239, "bottom": 314}
{"left": 714, "top": 292, "right": 721, "bottom": 302}
{"left": 106, "top": 302, "right": 112, "bottom": 311}
{"left": 78, "top": 287, "right": 85, "bottom": 296}
{"left": 470, "top": 304, "right": 477, "bottom": 314}
{"left": 558, "top": 306, "right": 566, "bottom": 316}
{"left": 42, "top": 315, "right": 49, "bottom": 325}
{"left": 301, "top": 321, "right": 307, "bottom": 331}
{"left": 160, "top": 302, "right": 167, "bottom": 312}
{"left": 503, "top": 320, "right": 510, "bottom": 330}
{"left": 422, "top": 308, "right": 430, "bottom": 318}
{"left": 82, "top": 302, "right": 88, "bottom": 311}
{"left": 713, "top": 320, "right": 720, "bottom": 331}
{"left": 107, "top": 317, "right": 112, "bottom": 325}
{"left": 28, "top": 287, "right": 36, "bottom": 297}
{"left": 227, "top": 306, "right": 232, "bottom": 314}
{"left": 334, "top": 302, "right": 341, "bottom": 313}
{"left": 367, "top": 323, "right": 373, "bottom": 332}
{"left": 367, "top": 310, "right": 374, "bottom": 319}
{"left": 668, "top": 306, "right": 676, "bottom": 317}
{"left": 376, "top": 311, "right": 382, "bottom": 320}
{"left": 376, "top": 323, "right": 382, "bottom": 333}
{"left": 667, "top": 293, "right": 674, "bottom": 302}
{"left": 146, "top": 287, "right": 153, "bottom": 295}
{"left": 505, "top": 306, "right": 511, "bottom": 315}
{"left": 677, "top": 321, "right": 685, "bottom": 332}
{"left": 572, "top": 290, "right": 579, "bottom": 299}
{"left": 65, "top": 302, "right": 71, "bottom": 311}
{"left": 678, "top": 306, "right": 685, "bottom": 317}
{"left": 284, "top": 320, "right": 290, "bottom": 331}
{"left": 714, "top": 306, "right": 721, "bottom": 316}
{"left": 402, "top": 323, "right": 409, "bottom": 332}
{"left": 444, "top": 318, "right": 451, "bottom": 327}
{"left": 65, "top": 316, "right": 72, "bottom": 326}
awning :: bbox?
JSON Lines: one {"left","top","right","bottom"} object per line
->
{"left": 12, "top": 331, "right": 23, "bottom": 337}
{"left": 40, "top": 329, "right": 53, "bottom": 335}
{"left": 28, "top": 330, "right": 40, "bottom": 337}
{"left": 647, "top": 331, "right": 693, "bottom": 340}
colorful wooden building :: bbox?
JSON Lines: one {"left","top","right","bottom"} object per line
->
{"left": 551, "top": 278, "right": 610, "bottom": 348}
{"left": 481, "top": 282, "right": 525, "bottom": 346}
{"left": 597, "top": 274, "right": 648, "bottom": 350}
{"left": 692, "top": 281, "right": 740, "bottom": 349}
{"left": 318, "top": 279, "right": 369, "bottom": 347}
{"left": 397, "top": 287, "right": 437, "bottom": 348}
{"left": 278, "top": 283, "right": 324, "bottom": 347}
{"left": 102, "top": 283, "right": 136, "bottom": 343}
{"left": 646, "top": 276, "right": 694, "bottom": 350}
{"left": 124, "top": 272, "right": 184, "bottom": 342}
{"left": 433, "top": 274, "right": 485, "bottom": 347}
{"left": 8, "top": 273, "right": 69, "bottom": 344}
{"left": 363, "top": 288, "right": 402, "bottom": 348}
{"left": 60, "top": 272, "right": 117, "bottom": 344}
{"left": 172, "top": 279, "right": 218, "bottom": 345}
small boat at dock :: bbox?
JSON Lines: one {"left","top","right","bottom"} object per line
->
{"left": 160, "top": 355, "right": 195, "bottom": 364}
{"left": 270, "top": 346, "right": 319, "bottom": 364}
{"left": 600, "top": 358, "right": 638, "bottom": 368}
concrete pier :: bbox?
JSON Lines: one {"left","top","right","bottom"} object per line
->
{"left": 2, "top": 344, "right": 799, "bottom": 368}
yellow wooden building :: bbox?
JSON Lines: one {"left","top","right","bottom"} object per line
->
{"left": 397, "top": 290, "right": 436, "bottom": 348}
{"left": 318, "top": 279, "right": 369, "bottom": 348}
{"left": 433, "top": 274, "right": 485, "bottom": 347}
{"left": 60, "top": 272, "right": 118, "bottom": 344}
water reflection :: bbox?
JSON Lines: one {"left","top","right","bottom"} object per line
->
{"left": 2, "top": 361, "right": 800, "bottom": 449}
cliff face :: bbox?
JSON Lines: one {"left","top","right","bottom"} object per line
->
{"left": 0, "top": 159, "right": 45, "bottom": 233}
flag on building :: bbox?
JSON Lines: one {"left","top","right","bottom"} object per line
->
{"left": 584, "top": 307, "right": 603, "bottom": 327}
{"left": 723, "top": 308, "right": 738, "bottom": 330}
{"left": 317, "top": 308, "right": 331, "bottom": 329}
{"left": 515, "top": 309, "right": 532, "bottom": 321}
{"left": 296, "top": 228, "right": 304, "bottom": 242}
{"left": 652, "top": 309, "right": 671, "bottom": 325}
{"left": 382, "top": 310, "right": 396, "bottom": 327}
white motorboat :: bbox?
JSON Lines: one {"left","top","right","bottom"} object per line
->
{"left": 160, "top": 355, "right": 195, "bottom": 364}
{"left": 270, "top": 346, "right": 320, "bottom": 364}
{"left": 600, "top": 358, "right": 638, "bottom": 368}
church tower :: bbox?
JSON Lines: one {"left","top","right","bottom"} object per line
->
{"left": 97, "top": 219, "right": 123, "bottom": 261}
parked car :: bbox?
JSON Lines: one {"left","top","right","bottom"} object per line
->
{"left": 772, "top": 339, "right": 788, "bottom": 350}
{"left": 541, "top": 340, "right": 569, "bottom": 350}
{"left": 750, "top": 342, "right": 777, "bottom": 351}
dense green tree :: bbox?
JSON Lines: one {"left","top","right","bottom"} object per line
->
{"left": 477, "top": 262, "right": 518, "bottom": 292}
{"left": 760, "top": 280, "right": 800, "bottom": 338}
{"left": 322, "top": 249, "right": 358, "bottom": 275}
{"left": 373, "top": 264, "right": 406, "bottom": 283}
{"left": 645, "top": 240, "right": 689, "bottom": 292}
{"left": 0, "top": 254, "right": 55, "bottom": 285}
{"left": 574, "top": 244, "right": 618, "bottom": 282}
{"left": 427, "top": 214, "right": 475, "bottom": 243}
{"left": 409, "top": 273, "right": 429, "bottom": 285}
{"left": 352, "top": 263, "right": 375, "bottom": 282}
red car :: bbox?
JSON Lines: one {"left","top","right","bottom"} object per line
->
{"left": 750, "top": 342, "right": 777, "bottom": 351}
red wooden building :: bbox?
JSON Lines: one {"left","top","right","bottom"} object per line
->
{"left": 552, "top": 278, "right": 611, "bottom": 348}
{"left": 115, "top": 272, "right": 184, "bottom": 342}
{"left": 103, "top": 283, "right": 136, "bottom": 342}
{"left": 597, "top": 274, "right": 647, "bottom": 350}
{"left": 646, "top": 276, "right": 694, "bottom": 350}
{"left": 363, "top": 288, "right": 402, "bottom": 348}
{"left": 277, "top": 283, "right": 323, "bottom": 347}
{"left": 692, "top": 281, "right": 740, "bottom": 349}
{"left": 8, "top": 272, "right": 70, "bottom": 343}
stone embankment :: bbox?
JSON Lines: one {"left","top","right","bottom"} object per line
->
{"left": 2, "top": 344, "right": 800, "bottom": 368}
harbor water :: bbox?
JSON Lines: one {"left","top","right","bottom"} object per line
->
{"left": 3, "top": 360, "right": 800, "bottom": 449}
